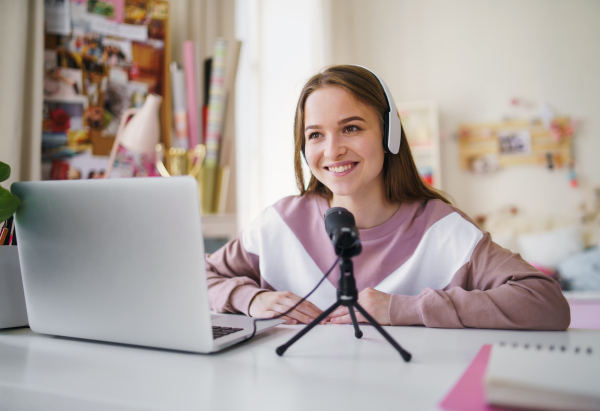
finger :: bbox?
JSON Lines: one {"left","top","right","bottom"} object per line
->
{"left": 274, "top": 293, "right": 324, "bottom": 323}
{"left": 330, "top": 313, "right": 351, "bottom": 324}
{"left": 292, "top": 300, "right": 325, "bottom": 319}
{"left": 286, "top": 305, "right": 330, "bottom": 325}
{"left": 330, "top": 310, "right": 366, "bottom": 324}
{"left": 281, "top": 315, "right": 298, "bottom": 325}
{"left": 329, "top": 307, "right": 349, "bottom": 318}
{"left": 262, "top": 310, "right": 298, "bottom": 325}
{"left": 269, "top": 303, "right": 316, "bottom": 324}
{"left": 287, "top": 308, "right": 323, "bottom": 324}
{"left": 281, "top": 294, "right": 323, "bottom": 318}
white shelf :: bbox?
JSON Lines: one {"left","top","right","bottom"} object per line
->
{"left": 201, "top": 213, "right": 237, "bottom": 239}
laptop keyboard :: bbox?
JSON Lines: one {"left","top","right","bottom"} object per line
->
{"left": 212, "top": 326, "right": 244, "bottom": 339}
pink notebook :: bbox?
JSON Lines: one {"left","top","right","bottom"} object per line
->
{"left": 438, "top": 344, "right": 511, "bottom": 411}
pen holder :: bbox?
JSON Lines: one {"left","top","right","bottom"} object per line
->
{"left": 155, "top": 144, "right": 206, "bottom": 178}
{"left": 0, "top": 246, "right": 28, "bottom": 329}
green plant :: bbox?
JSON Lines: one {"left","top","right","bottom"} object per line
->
{"left": 0, "top": 161, "right": 20, "bottom": 223}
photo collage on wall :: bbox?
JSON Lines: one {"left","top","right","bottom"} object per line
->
{"left": 42, "top": 0, "right": 168, "bottom": 180}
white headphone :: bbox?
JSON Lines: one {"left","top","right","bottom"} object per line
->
{"left": 356, "top": 66, "right": 402, "bottom": 154}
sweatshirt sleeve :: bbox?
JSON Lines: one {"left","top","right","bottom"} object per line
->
{"left": 388, "top": 233, "right": 571, "bottom": 330}
{"left": 205, "top": 235, "right": 269, "bottom": 315}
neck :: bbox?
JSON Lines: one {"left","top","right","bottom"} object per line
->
{"left": 330, "top": 195, "right": 399, "bottom": 229}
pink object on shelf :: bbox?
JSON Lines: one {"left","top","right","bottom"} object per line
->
{"left": 183, "top": 41, "right": 200, "bottom": 147}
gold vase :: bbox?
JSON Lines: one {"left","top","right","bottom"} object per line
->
{"left": 155, "top": 144, "right": 206, "bottom": 178}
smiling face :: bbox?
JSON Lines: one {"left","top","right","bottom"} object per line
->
{"left": 303, "top": 86, "right": 386, "bottom": 204}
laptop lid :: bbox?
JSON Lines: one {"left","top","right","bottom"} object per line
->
{"left": 12, "top": 176, "right": 219, "bottom": 352}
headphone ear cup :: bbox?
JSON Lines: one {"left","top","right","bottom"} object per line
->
{"left": 387, "top": 110, "right": 402, "bottom": 154}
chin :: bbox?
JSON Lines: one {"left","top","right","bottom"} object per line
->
{"left": 327, "top": 187, "right": 357, "bottom": 198}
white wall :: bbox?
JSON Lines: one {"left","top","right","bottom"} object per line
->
{"left": 328, "top": 0, "right": 600, "bottom": 219}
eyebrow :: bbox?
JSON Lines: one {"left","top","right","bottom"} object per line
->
{"left": 304, "top": 116, "right": 367, "bottom": 133}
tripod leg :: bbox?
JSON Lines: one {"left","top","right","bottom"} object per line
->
{"left": 353, "top": 303, "right": 412, "bottom": 362}
{"left": 347, "top": 307, "right": 363, "bottom": 339}
{"left": 275, "top": 301, "right": 341, "bottom": 356}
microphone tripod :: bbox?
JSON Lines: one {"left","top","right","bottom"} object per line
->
{"left": 275, "top": 253, "right": 412, "bottom": 362}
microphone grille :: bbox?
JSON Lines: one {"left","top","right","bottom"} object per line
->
{"left": 324, "top": 207, "right": 356, "bottom": 237}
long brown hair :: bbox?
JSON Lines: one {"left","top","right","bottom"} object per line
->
{"left": 293, "top": 65, "right": 450, "bottom": 205}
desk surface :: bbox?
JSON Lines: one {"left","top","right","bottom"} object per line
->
{"left": 1, "top": 325, "right": 599, "bottom": 411}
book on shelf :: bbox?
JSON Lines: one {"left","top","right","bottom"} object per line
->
{"left": 182, "top": 40, "right": 203, "bottom": 148}
{"left": 201, "top": 38, "right": 241, "bottom": 214}
{"left": 170, "top": 61, "right": 189, "bottom": 149}
{"left": 203, "top": 57, "right": 212, "bottom": 138}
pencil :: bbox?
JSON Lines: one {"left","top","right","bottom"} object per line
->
{"left": 0, "top": 227, "right": 8, "bottom": 245}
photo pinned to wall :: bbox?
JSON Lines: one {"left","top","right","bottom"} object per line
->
{"left": 62, "top": 1, "right": 166, "bottom": 106}
{"left": 87, "top": 0, "right": 125, "bottom": 22}
{"left": 44, "top": 0, "right": 72, "bottom": 35}
{"left": 49, "top": 150, "right": 109, "bottom": 181}
{"left": 41, "top": 95, "right": 109, "bottom": 181}
{"left": 102, "top": 38, "right": 133, "bottom": 66}
{"left": 44, "top": 50, "right": 83, "bottom": 98}
{"left": 42, "top": 96, "right": 89, "bottom": 154}
{"left": 123, "top": 0, "right": 153, "bottom": 26}
{"left": 498, "top": 130, "right": 531, "bottom": 155}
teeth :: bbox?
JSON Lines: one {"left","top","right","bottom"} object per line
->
{"left": 329, "top": 164, "right": 353, "bottom": 173}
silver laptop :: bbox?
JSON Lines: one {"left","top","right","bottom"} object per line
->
{"left": 12, "top": 176, "right": 282, "bottom": 353}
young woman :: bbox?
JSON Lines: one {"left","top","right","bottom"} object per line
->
{"left": 205, "top": 65, "right": 570, "bottom": 330}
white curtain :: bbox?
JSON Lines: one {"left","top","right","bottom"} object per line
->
{"left": 0, "top": 0, "right": 44, "bottom": 184}
{"left": 234, "top": 0, "right": 332, "bottom": 230}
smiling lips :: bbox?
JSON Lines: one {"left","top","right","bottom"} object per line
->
{"left": 326, "top": 162, "right": 357, "bottom": 174}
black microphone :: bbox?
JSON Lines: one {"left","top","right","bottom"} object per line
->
{"left": 324, "top": 207, "right": 362, "bottom": 257}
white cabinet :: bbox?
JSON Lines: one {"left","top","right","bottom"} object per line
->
{"left": 397, "top": 101, "right": 442, "bottom": 190}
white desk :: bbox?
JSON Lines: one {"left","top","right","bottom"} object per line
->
{"left": 0, "top": 325, "right": 598, "bottom": 411}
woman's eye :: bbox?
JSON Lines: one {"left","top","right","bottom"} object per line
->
{"left": 307, "top": 132, "right": 321, "bottom": 140}
{"left": 343, "top": 125, "right": 359, "bottom": 133}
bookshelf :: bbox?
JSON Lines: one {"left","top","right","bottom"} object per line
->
{"left": 397, "top": 101, "right": 442, "bottom": 189}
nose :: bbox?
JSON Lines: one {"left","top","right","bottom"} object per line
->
{"left": 324, "top": 134, "right": 347, "bottom": 159}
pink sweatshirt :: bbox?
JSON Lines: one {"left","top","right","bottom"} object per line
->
{"left": 205, "top": 194, "right": 570, "bottom": 330}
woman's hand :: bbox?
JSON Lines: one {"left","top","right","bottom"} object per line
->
{"left": 248, "top": 291, "right": 326, "bottom": 325}
{"left": 329, "top": 288, "right": 391, "bottom": 325}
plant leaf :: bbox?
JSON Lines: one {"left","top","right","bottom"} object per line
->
{"left": 0, "top": 162, "right": 10, "bottom": 183}
{"left": 0, "top": 186, "right": 20, "bottom": 223}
